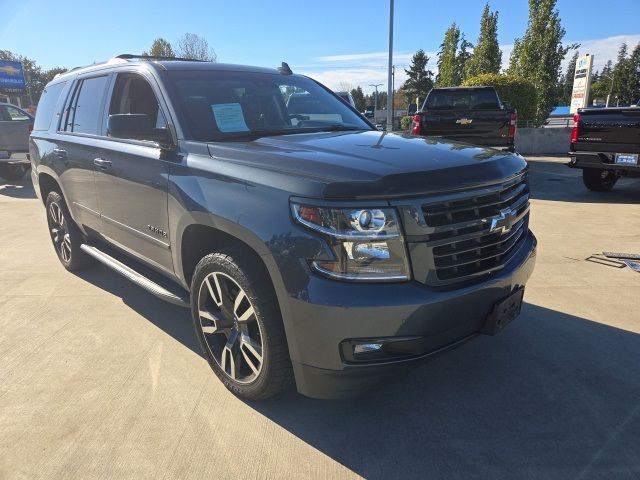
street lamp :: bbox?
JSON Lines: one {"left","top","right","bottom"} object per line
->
{"left": 386, "top": 0, "right": 394, "bottom": 131}
{"left": 369, "top": 83, "right": 382, "bottom": 122}
{"left": 602, "top": 72, "right": 615, "bottom": 108}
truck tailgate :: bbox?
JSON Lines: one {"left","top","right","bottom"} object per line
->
{"left": 422, "top": 109, "right": 511, "bottom": 147}
{"left": 576, "top": 108, "right": 640, "bottom": 154}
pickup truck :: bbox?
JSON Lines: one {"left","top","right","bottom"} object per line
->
{"left": 0, "top": 102, "right": 33, "bottom": 180}
{"left": 410, "top": 86, "right": 517, "bottom": 151}
{"left": 568, "top": 105, "right": 640, "bottom": 191}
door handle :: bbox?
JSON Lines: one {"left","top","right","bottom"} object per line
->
{"left": 93, "top": 158, "right": 111, "bottom": 169}
{"left": 53, "top": 148, "right": 67, "bottom": 158}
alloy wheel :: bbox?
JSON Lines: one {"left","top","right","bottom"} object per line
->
{"left": 197, "top": 272, "right": 264, "bottom": 383}
{"left": 48, "top": 202, "right": 72, "bottom": 262}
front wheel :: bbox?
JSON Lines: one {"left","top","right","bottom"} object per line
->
{"left": 582, "top": 168, "right": 617, "bottom": 191}
{"left": 190, "top": 249, "right": 293, "bottom": 400}
{"left": 0, "top": 163, "right": 28, "bottom": 181}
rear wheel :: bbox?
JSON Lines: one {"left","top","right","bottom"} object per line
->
{"left": 190, "top": 249, "right": 293, "bottom": 400}
{"left": 0, "top": 164, "right": 28, "bottom": 181}
{"left": 45, "top": 191, "right": 93, "bottom": 271}
{"left": 582, "top": 168, "right": 617, "bottom": 191}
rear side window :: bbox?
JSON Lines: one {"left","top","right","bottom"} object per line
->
{"left": 33, "top": 82, "right": 65, "bottom": 131}
{"left": 426, "top": 90, "right": 499, "bottom": 111}
{"left": 64, "top": 75, "right": 109, "bottom": 135}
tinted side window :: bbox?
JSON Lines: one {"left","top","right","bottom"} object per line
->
{"left": 34, "top": 82, "right": 66, "bottom": 131}
{"left": 0, "top": 106, "right": 11, "bottom": 121}
{"left": 66, "top": 76, "right": 109, "bottom": 135}
{"left": 108, "top": 73, "right": 166, "bottom": 130}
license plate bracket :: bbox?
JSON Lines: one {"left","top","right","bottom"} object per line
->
{"left": 482, "top": 288, "right": 524, "bottom": 335}
{"left": 615, "top": 153, "right": 638, "bottom": 166}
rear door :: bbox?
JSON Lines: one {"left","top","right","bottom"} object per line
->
{"left": 56, "top": 74, "right": 110, "bottom": 231}
{"left": 423, "top": 89, "right": 509, "bottom": 146}
{"left": 0, "top": 104, "right": 32, "bottom": 152}
{"left": 93, "top": 70, "right": 173, "bottom": 273}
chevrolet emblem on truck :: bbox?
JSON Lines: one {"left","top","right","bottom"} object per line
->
{"left": 456, "top": 118, "right": 473, "bottom": 125}
{"left": 489, "top": 207, "right": 517, "bottom": 234}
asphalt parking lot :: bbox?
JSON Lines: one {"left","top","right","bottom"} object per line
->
{"left": 1, "top": 156, "right": 639, "bottom": 479}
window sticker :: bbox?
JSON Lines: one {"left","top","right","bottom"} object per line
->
{"left": 211, "top": 103, "right": 249, "bottom": 132}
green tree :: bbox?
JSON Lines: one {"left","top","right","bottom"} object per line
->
{"left": 611, "top": 42, "right": 640, "bottom": 105}
{"left": 629, "top": 43, "right": 640, "bottom": 102}
{"left": 350, "top": 86, "right": 366, "bottom": 111}
{"left": 176, "top": 33, "right": 217, "bottom": 61}
{"left": 560, "top": 51, "right": 579, "bottom": 105}
{"left": 0, "top": 50, "right": 46, "bottom": 106}
{"left": 463, "top": 73, "right": 537, "bottom": 121}
{"left": 144, "top": 38, "right": 175, "bottom": 58}
{"left": 41, "top": 67, "right": 68, "bottom": 85}
{"left": 436, "top": 23, "right": 461, "bottom": 86}
{"left": 507, "top": 0, "right": 574, "bottom": 125}
{"left": 402, "top": 49, "right": 434, "bottom": 108}
{"left": 457, "top": 35, "right": 473, "bottom": 84}
{"left": 466, "top": 3, "right": 502, "bottom": 77}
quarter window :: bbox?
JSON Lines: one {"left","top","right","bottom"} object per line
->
{"left": 64, "top": 75, "right": 109, "bottom": 135}
{"left": 34, "top": 82, "right": 66, "bottom": 131}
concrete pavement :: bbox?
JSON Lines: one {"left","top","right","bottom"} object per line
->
{"left": 1, "top": 157, "right": 639, "bottom": 479}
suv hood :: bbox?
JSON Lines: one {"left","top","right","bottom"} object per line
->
{"left": 207, "top": 130, "right": 526, "bottom": 199}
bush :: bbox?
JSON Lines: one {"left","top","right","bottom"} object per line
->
{"left": 400, "top": 115, "right": 413, "bottom": 131}
{"left": 462, "top": 73, "right": 537, "bottom": 124}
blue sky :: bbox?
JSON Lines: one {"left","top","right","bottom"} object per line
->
{"left": 2, "top": 0, "right": 639, "bottom": 92}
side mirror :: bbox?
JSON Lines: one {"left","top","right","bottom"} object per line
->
{"left": 107, "top": 114, "right": 173, "bottom": 148}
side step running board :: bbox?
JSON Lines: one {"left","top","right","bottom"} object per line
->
{"left": 80, "top": 244, "right": 190, "bottom": 308}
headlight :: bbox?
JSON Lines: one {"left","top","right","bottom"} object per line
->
{"left": 291, "top": 203, "right": 411, "bottom": 282}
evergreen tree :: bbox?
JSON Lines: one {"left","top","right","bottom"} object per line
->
{"left": 350, "top": 86, "right": 366, "bottom": 112}
{"left": 145, "top": 38, "right": 175, "bottom": 58}
{"left": 402, "top": 49, "right": 434, "bottom": 107}
{"left": 611, "top": 43, "right": 635, "bottom": 104}
{"left": 457, "top": 35, "right": 473, "bottom": 84}
{"left": 629, "top": 43, "right": 640, "bottom": 102}
{"left": 436, "top": 23, "right": 461, "bottom": 86}
{"left": 466, "top": 4, "right": 502, "bottom": 77}
{"left": 507, "top": 0, "right": 573, "bottom": 125}
{"left": 561, "top": 51, "right": 579, "bottom": 104}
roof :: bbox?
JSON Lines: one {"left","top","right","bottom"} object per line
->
{"left": 49, "top": 56, "right": 284, "bottom": 84}
{"left": 431, "top": 86, "right": 494, "bottom": 91}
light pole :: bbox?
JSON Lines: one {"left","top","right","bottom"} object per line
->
{"left": 369, "top": 83, "right": 382, "bottom": 123}
{"left": 386, "top": 0, "right": 394, "bottom": 131}
{"left": 603, "top": 72, "right": 615, "bottom": 108}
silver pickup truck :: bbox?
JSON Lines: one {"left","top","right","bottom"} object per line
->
{"left": 0, "top": 102, "right": 33, "bottom": 180}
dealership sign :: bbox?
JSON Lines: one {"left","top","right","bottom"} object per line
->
{"left": 570, "top": 54, "right": 593, "bottom": 114}
{"left": 0, "top": 60, "right": 26, "bottom": 90}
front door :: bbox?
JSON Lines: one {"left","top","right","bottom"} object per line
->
{"left": 93, "top": 71, "right": 173, "bottom": 273}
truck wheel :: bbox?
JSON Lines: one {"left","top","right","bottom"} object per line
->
{"left": 582, "top": 168, "right": 617, "bottom": 191}
{"left": 45, "top": 191, "right": 93, "bottom": 271}
{"left": 191, "top": 249, "right": 293, "bottom": 400}
{"left": 0, "top": 164, "right": 28, "bottom": 181}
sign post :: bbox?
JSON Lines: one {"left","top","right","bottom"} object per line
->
{"left": 570, "top": 54, "right": 594, "bottom": 114}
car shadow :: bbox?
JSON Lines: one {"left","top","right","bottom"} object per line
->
{"left": 245, "top": 303, "right": 640, "bottom": 479}
{"left": 525, "top": 157, "right": 640, "bottom": 204}
{"left": 0, "top": 176, "right": 37, "bottom": 199}
{"left": 71, "top": 265, "right": 201, "bottom": 356}
{"left": 67, "top": 266, "right": 640, "bottom": 479}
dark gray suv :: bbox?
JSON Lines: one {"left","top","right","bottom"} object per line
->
{"left": 30, "top": 55, "right": 536, "bottom": 400}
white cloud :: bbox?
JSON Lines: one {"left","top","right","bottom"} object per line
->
{"left": 300, "top": 34, "right": 640, "bottom": 93}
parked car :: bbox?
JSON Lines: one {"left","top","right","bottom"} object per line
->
{"left": 0, "top": 102, "right": 33, "bottom": 180}
{"left": 411, "top": 86, "right": 517, "bottom": 151}
{"left": 334, "top": 91, "right": 356, "bottom": 109}
{"left": 568, "top": 103, "right": 640, "bottom": 191}
{"left": 30, "top": 55, "right": 536, "bottom": 400}
{"left": 364, "top": 105, "right": 374, "bottom": 118}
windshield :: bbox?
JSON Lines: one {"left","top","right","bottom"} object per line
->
{"left": 163, "top": 70, "right": 371, "bottom": 141}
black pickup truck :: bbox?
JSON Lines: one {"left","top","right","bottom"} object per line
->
{"left": 411, "top": 86, "right": 517, "bottom": 151}
{"left": 568, "top": 105, "right": 640, "bottom": 191}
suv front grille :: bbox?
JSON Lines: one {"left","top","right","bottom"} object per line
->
{"left": 412, "top": 172, "right": 530, "bottom": 286}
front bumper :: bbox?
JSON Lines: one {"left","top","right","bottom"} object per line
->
{"left": 286, "top": 231, "right": 537, "bottom": 399}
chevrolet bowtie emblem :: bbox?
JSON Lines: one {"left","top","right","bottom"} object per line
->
{"left": 456, "top": 118, "right": 473, "bottom": 125}
{"left": 489, "top": 207, "right": 516, "bottom": 234}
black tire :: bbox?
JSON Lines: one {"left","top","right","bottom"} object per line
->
{"left": 190, "top": 248, "right": 293, "bottom": 400}
{"left": 45, "top": 191, "right": 93, "bottom": 271}
{"left": 0, "top": 164, "right": 28, "bottom": 181}
{"left": 582, "top": 168, "right": 617, "bottom": 192}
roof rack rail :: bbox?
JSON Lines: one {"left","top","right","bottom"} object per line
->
{"left": 115, "top": 54, "right": 206, "bottom": 62}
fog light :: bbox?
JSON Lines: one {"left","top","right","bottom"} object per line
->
{"left": 354, "top": 343, "right": 383, "bottom": 355}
